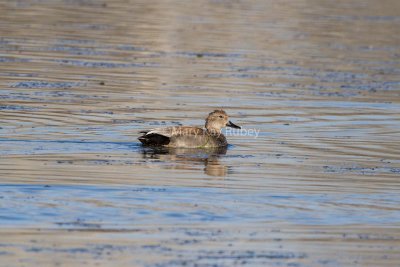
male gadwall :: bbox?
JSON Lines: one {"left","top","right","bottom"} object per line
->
{"left": 138, "top": 110, "right": 241, "bottom": 148}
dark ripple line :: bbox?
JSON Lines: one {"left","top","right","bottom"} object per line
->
{"left": 52, "top": 59, "right": 159, "bottom": 68}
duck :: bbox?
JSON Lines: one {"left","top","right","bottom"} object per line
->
{"left": 138, "top": 109, "right": 241, "bottom": 148}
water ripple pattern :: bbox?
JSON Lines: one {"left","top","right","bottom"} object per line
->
{"left": 0, "top": 0, "right": 400, "bottom": 266}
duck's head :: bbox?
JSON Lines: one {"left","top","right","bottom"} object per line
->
{"left": 205, "top": 109, "right": 241, "bottom": 134}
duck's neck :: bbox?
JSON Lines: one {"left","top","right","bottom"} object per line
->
{"left": 205, "top": 119, "right": 223, "bottom": 135}
{"left": 205, "top": 126, "right": 221, "bottom": 135}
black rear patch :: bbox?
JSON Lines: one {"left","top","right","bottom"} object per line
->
{"left": 138, "top": 133, "right": 170, "bottom": 146}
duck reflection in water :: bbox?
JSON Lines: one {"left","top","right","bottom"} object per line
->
{"left": 140, "top": 146, "right": 228, "bottom": 177}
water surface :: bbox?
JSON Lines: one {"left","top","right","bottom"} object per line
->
{"left": 1, "top": 0, "right": 400, "bottom": 266}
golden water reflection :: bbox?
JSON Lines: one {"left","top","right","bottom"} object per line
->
{"left": 141, "top": 146, "right": 228, "bottom": 177}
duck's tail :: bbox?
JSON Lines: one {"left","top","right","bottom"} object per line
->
{"left": 138, "top": 132, "right": 170, "bottom": 146}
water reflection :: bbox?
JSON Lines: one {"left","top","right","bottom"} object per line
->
{"left": 140, "top": 146, "right": 228, "bottom": 176}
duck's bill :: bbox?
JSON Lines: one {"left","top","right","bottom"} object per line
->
{"left": 226, "top": 121, "right": 241, "bottom": 129}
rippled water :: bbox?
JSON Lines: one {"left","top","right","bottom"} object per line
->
{"left": 1, "top": 0, "right": 400, "bottom": 266}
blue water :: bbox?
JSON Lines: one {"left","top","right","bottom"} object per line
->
{"left": 1, "top": 184, "right": 399, "bottom": 229}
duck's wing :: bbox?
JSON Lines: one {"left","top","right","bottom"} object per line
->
{"left": 140, "top": 127, "right": 205, "bottom": 137}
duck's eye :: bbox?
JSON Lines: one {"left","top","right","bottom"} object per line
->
{"left": 219, "top": 115, "right": 223, "bottom": 118}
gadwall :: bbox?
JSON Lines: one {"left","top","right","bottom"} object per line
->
{"left": 138, "top": 110, "right": 241, "bottom": 148}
